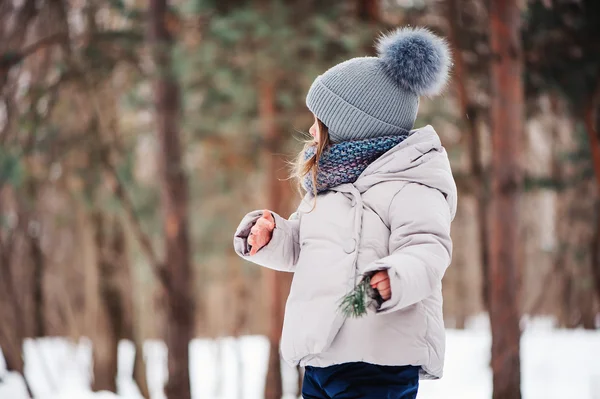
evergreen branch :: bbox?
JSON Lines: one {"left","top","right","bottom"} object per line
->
{"left": 339, "top": 276, "right": 375, "bottom": 318}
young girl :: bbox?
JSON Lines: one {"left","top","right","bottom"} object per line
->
{"left": 234, "top": 27, "right": 456, "bottom": 399}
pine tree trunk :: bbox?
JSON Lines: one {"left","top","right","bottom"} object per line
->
{"left": 0, "top": 208, "right": 34, "bottom": 398}
{"left": 259, "top": 78, "right": 284, "bottom": 399}
{"left": 583, "top": 84, "right": 600, "bottom": 192}
{"left": 87, "top": 95, "right": 150, "bottom": 398}
{"left": 132, "top": 332, "right": 150, "bottom": 399}
{"left": 113, "top": 218, "right": 150, "bottom": 398}
{"left": 447, "top": 0, "right": 491, "bottom": 312}
{"left": 91, "top": 212, "right": 119, "bottom": 393}
{"left": 148, "top": 1, "right": 195, "bottom": 398}
{"left": 357, "top": 0, "right": 379, "bottom": 23}
{"left": 31, "top": 234, "right": 45, "bottom": 337}
{"left": 583, "top": 84, "right": 600, "bottom": 308}
{"left": 27, "top": 181, "right": 45, "bottom": 339}
{"left": 489, "top": 1, "right": 523, "bottom": 398}
{"left": 229, "top": 255, "right": 247, "bottom": 399}
{"left": 592, "top": 205, "right": 600, "bottom": 317}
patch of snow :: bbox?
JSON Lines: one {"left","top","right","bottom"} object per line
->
{"left": 0, "top": 324, "right": 598, "bottom": 399}
{"left": 0, "top": 372, "right": 30, "bottom": 399}
{"left": 23, "top": 337, "right": 93, "bottom": 398}
{"left": 0, "top": 346, "right": 7, "bottom": 377}
{"left": 143, "top": 340, "right": 167, "bottom": 399}
{"left": 43, "top": 390, "right": 122, "bottom": 399}
{"left": 418, "top": 329, "right": 600, "bottom": 399}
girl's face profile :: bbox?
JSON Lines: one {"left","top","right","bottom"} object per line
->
{"left": 309, "top": 115, "right": 320, "bottom": 143}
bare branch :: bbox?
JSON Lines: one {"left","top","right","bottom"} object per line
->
{"left": 0, "top": 31, "right": 69, "bottom": 70}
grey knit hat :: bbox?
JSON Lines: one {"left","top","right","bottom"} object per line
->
{"left": 306, "top": 27, "right": 451, "bottom": 143}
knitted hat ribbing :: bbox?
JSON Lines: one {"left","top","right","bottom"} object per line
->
{"left": 306, "top": 27, "right": 451, "bottom": 143}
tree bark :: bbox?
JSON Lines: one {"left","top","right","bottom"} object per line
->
{"left": 229, "top": 255, "right": 248, "bottom": 399}
{"left": 31, "top": 229, "right": 45, "bottom": 338}
{"left": 583, "top": 84, "right": 600, "bottom": 308}
{"left": 259, "top": 78, "right": 285, "bottom": 399}
{"left": 592, "top": 206, "right": 600, "bottom": 321}
{"left": 0, "top": 204, "right": 34, "bottom": 398}
{"left": 583, "top": 83, "right": 600, "bottom": 192}
{"left": 91, "top": 212, "right": 119, "bottom": 393}
{"left": 91, "top": 212, "right": 150, "bottom": 396}
{"left": 24, "top": 179, "right": 46, "bottom": 338}
{"left": 0, "top": 257, "right": 26, "bottom": 377}
{"left": 357, "top": 0, "right": 379, "bottom": 23}
{"left": 489, "top": 1, "right": 523, "bottom": 398}
{"left": 148, "top": 1, "right": 195, "bottom": 398}
{"left": 115, "top": 216, "right": 150, "bottom": 399}
{"left": 447, "top": 0, "right": 491, "bottom": 312}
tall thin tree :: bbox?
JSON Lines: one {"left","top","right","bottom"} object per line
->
{"left": 446, "top": 0, "right": 491, "bottom": 314}
{"left": 357, "top": 0, "right": 379, "bottom": 23}
{"left": 489, "top": 1, "right": 523, "bottom": 398}
{"left": 259, "top": 78, "right": 285, "bottom": 399}
{"left": 148, "top": 1, "right": 195, "bottom": 398}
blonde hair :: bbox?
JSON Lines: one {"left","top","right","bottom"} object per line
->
{"left": 292, "top": 119, "right": 330, "bottom": 200}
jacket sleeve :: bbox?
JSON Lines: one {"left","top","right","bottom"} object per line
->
{"left": 363, "top": 183, "right": 453, "bottom": 314}
{"left": 233, "top": 209, "right": 300, "bottom": 272}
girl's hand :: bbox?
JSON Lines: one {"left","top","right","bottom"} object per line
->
{"left": 248, "top": 210, "right": 275, "bottom": 256}
{"left": 370, "top": 270, "right": 391, "bottom": 301}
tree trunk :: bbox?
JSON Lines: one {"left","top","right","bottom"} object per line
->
{"left": 91, "top": 212, "right": 119, "bottom": 393}
{"left": 0, "top": 205, "right": 34, "bottom": 398}
{"left": 132, "top": 320, "right": 150, "bottom": 398}
{"left": 447, "top": 0, "right": 491, "bottom": 311}
{"left": 357, "top": 0, "right": 379, "bottom": 23}
{"left": 26, "top": 180, "right": 45, "bottom": 339}
{"left": 592, "top": 205, "right": 600, "bottom": 319}
{"left": 87, "top": 99, "right": 150, "bottom": 398}
{"left": 583, "top": 85, "right": 600, "bottom": 191}
{"left": 0, "top": 213, "right": 22, "bottom": 367}
{"left": 148, "top": 1, "right": 195, "bottom": 398}
{"left": 31, "top": 230, "right": 45, "bottom": 338}
{"left": 489, "top": 1, "right": 523, "bottom": 399}
{"left": 583, "top": 86, "right": 600, "bottom": 308}
{"left": 112, "top": 217, "right": 150, "bottom": 398}
{"left": 229, "top": 255, "right": 248, "bottom": 399}
{"left": 259, "top": 78, "right": 284, "bottom": 399}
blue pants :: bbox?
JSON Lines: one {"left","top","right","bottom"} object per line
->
{"left": 302, "top": 362, "right": 420, "bottom": 399}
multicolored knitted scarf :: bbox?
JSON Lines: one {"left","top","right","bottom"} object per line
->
{"left": 302, "top": 134, "right": 409, "bottom": 194}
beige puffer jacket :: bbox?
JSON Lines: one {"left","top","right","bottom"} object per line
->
{"left": 234, "top": 125, "right": 457, "bottom": 379}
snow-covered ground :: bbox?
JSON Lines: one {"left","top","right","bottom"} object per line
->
{"left": 1, "top": 318, "right": 599, "bottom": 399}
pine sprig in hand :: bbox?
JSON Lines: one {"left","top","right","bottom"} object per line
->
{"left": 339, "top": 275, "right": 382, "bottom": 318}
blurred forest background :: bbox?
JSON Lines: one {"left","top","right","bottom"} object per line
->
{"left": 1, "top": 0, "right": 599, "bottom": 398}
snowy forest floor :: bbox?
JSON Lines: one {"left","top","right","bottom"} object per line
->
{"left": 1, "top": 317, "right": 599, "bottom": 399}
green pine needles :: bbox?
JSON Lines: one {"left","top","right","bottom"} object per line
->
{"left": 339, "top": 276, "right": 377, "bottom": 318}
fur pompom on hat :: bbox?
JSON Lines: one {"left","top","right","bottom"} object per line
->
{"left": 376, "top": 27, "right": 451, "bottom": 96}
{"left": 306, "top": 27, "right": 452, "bottom": 143}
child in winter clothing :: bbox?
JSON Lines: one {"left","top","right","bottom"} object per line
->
{"left": 234, "top": 27, "right": 456, "bottom": 399}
